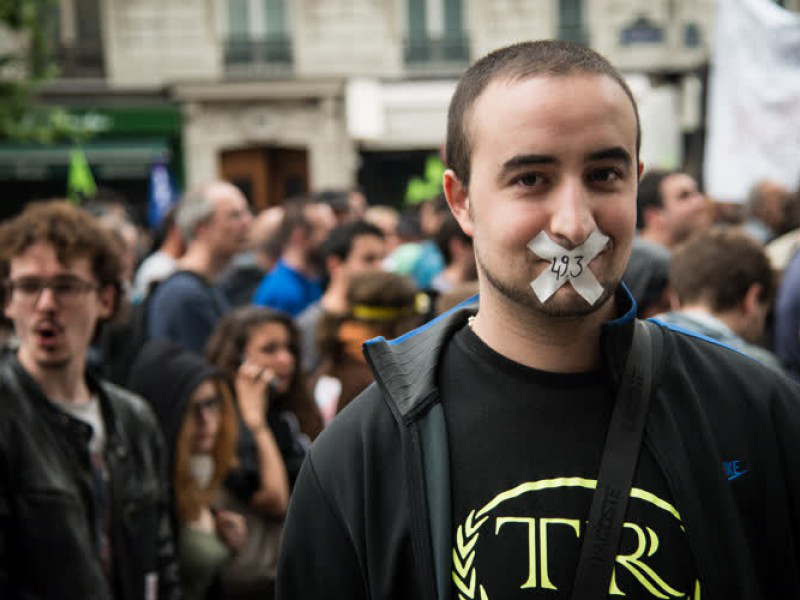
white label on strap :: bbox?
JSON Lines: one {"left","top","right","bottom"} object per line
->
{"left": 145, "top": 572, "right": 158, "bottom": 600}
{"left": 527, "top": 229, "right": 610, "bottom": 305}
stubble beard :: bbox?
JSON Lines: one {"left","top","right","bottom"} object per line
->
{"left": 475, "top": 247, "right": 618, "bottom": 319}
{"left": 17, "top": 344, "right": 72, "bottom": 374}
{"left": 34, "top": 352, "right": 72, "bottom": 371}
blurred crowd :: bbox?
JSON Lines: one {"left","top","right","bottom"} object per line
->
{"left": 624, "top": 170, "right": 800, "bottom": 379}
{"left": 1, "top": 166, "right": 799, "bottom": 599}
{"left": 0, "top": 183, "right": 481, "bottom": 600}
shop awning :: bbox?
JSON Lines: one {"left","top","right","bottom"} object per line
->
{"left": 0, "top": 139, "right": 171, "bottom": 181}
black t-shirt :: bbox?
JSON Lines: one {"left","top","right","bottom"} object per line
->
{"left": 440, "top": 325, "right": 699, "bottom": 599}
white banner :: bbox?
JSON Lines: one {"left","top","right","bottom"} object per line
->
{"left": 704, "top": 0, "right": 800, "bottom": 203}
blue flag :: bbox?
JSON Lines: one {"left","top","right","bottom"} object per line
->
{"left": 148, "top": 159, "right": 179, "bottom": 229}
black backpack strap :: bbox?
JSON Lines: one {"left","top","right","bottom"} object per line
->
{"left": 570, "top": 319, "right": 655, "bottom": 599}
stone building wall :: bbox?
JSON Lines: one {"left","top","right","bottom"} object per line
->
{"left": 104, "top": 0, "right": 220, "bottom": 87}
{"left": 178, "top": 83, "right": 356, "bottom": 189}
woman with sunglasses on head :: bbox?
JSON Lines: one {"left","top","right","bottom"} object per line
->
{"left": 127, "top": 340, "right": 245, "bottom": 600}
{"left": 206, "top": 306, "right": 323, "bottom": 599}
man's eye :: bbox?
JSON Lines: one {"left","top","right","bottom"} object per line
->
{"left": 52, "top": 282, "right": 78, "bottom": 294}
{"left": 588, "top": 168, "right": 622, "bottom": 183}
{"left": 17, "top": 281, "right": 42, "bottom": 294}
{"left": 514, "top": 173, "right": 545, "bottom": 187}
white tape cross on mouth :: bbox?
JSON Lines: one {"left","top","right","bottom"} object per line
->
{"left": 526, "top": 229, "right": 610, "bottom": 305}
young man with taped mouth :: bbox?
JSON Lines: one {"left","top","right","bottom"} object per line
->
{"left": 277, "top": 41, "right": 800, "bottom": 600}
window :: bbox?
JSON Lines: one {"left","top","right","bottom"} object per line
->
{"left": 683, "top": 23, "right": 702, "bottom": 48}
{"left": 223, "top": 0, "right": 291, "bottom": 76}
{"left": 55, "top": 0, "right": 105, "bottom": 77}
{"left": 619, "top": 16, "right": 665, "bottom": 46}
{"left": 405, "top": 0, "right": 469, "bottom": 66}
{"left": 558, "top": 0, "right": 587, "bottom": 45}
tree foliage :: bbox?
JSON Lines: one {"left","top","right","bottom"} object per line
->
{"left": 0, "top": 0, "right": 87, "bottom": 142}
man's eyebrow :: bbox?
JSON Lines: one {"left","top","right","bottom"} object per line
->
{"left": 586, "top": 147, "right": 633, "bottom": 164}
{"left": 498, "top": 154, "right": 557, "bottom": 180}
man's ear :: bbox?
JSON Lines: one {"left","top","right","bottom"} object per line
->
{"left": 443, "top": 169, "right": 473, "bottom": 237}
{"left": 98, "top": 285, "right": 116, "bottom": 320}
{"left": 194, "top": 217, "right": 212, "bottom": 240}
{"left": 742, "top": 283, "right": 763, "bottom": 316}
{"left": 326, "top": 255, "right": 343, "bottom": 278}
{"left": 643, "top": 205, "right": 664, "bottom": 230}
{"left": 290, "top": 226, "right": 308, "bottom": 248}
{"left": 4, "top": 297, "right": 15, "bottom": 321}
{"left": 667, "top": 286, "right": 681, "bottom": 311}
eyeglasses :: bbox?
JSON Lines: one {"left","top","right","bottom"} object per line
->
{"left": 191, "top": 396, "right": 223, "bottom": 419}
{"left": 5, "top": 276, "right": 100, "bottom": 307}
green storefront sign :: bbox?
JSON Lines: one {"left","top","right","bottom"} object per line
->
{"left": 67, "top": 106, "right": 182, "bottom": 137}
{"left": 0, "top": 106, "right": 182, "bottom": 182}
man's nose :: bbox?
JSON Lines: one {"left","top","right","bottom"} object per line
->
{"left": 34, "top": 286, "right": 58, "bottom": 310}
{"left": 547, "top": 180, "right": 596, "bottom": 248}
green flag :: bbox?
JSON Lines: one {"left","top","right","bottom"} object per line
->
{"left": 405, "top": 155, "right": 444, "bottom": 205}
{"left": 67, "top": 148, "right": 96, "bottom": 205}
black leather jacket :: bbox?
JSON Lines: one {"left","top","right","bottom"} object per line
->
{"left": 0, "top": 352, "right": 182, "bottom": 600}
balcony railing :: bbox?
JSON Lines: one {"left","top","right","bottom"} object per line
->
{"left": 55, "top": 41, "right": 105, "bottom": 78}
{"left": 404, "top": 35, "right": 469, "bottom": 70}
{"left": 224, "top": 36, "right": 293, "bottom": 78}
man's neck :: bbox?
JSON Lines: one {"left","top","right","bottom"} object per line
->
{"left": 638, "top": 229, "right": 671, "bottom": 250}
{"left": 470, "top": 288, "right": 616, "bottom": 373}
{"left": 18, "top": 350, "right": 93, "bottom": 404}
{"left": 282, "top": 246, "right": 310, "bottom": 276}
{"left": 320, "top": 278, "right": 348, "bottom": 314}
{"left": 178, "top": 244, "right": 226, "bottom": 280}
{"left": 161, "top": 234, "right": 183, "bottom": 259}
{"left": 679, "top": 303, "right": 744, "bottom": 339}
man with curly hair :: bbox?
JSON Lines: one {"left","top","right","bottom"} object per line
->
{"left": 0, "top": 201, "right": 181, "bottom": 600}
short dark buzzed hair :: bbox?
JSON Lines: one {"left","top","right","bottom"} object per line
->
{"left": 275, "top": 198, "right": 313, "bottom": 249}
{"left": 321, "top": 219, "right": 384, "bottom": 262}
{"left": 445, "top": 40, "right": 641, "bottom": 187}
{"left": 636, "top": 169, "right": 672, "bottom": 229}
{"left": 670, "top": 227, "right": 775, "bottom": 312}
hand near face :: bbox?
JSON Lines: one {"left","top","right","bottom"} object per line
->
{"left": 214, "top": 509, "right": 247, "bottom": 551}
{"left": 235, "top": 359, "right": 273, "bottom": 432}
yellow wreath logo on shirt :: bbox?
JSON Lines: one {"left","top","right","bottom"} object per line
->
{"left": 452, "top": 509, "right": 490, "bottom": 600}
{"left": 450, "top": 478, "right": 701, "bottom": 600}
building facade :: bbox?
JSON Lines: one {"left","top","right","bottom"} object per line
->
{"left": 4, "top": 0, "right": 796, "bottom": 213}
{"left": 169, "top": 0, "right": 721, "bottom": 208}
